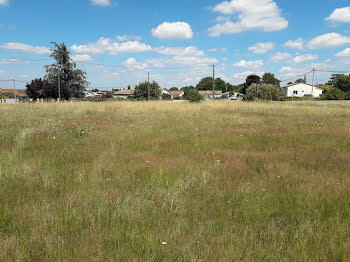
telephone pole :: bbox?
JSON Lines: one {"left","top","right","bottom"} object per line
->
{"left": 147, "top": 72, "right": 150, "bottom": 101}
{"left": 256, "top": 82, "right": 258, "bottom": 102}
{"left": 310, "top": 68, "right": 315, "bottom": 105}
{"left": 57, "top": 69, "right": 61, "bottom": 102}
{"left": 212, "top": 65, "right": 215, "bottom": 100}
{"left": 12, "top": 79, "right": 17, "bottom": 103}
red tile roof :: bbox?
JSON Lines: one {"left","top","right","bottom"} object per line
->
{"left": 0, "top": 89, "right": 27, "bottom": 97}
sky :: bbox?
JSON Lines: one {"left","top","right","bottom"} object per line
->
{"left": 1, "top": 0, "right": 350, "bottom": 90}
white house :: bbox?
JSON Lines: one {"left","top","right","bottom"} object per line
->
{"left": 281, "top": 83, "right": 323, "bottom": 98}
{"left": 113, "top": 90, "right": 135, "bottom": 99}
{"left": 161, "top": 89, "right": 174, "bottom": 100}
{"left": 199, "top": 90, "right": 223, "bottom": 100}
{"left": 168, "top": 90, "right": 185, "bottom": 99}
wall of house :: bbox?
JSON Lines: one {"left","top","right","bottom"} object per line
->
{"left": 283, "top": 84, "right": 323, "bottom": 98}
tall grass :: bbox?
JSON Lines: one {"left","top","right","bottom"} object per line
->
{"left": 0, "top": 101, "right": 350, "bottom": 261}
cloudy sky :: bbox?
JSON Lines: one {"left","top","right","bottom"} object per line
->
{"left": 0, "top": 0, "right": 350, "bottom": 90}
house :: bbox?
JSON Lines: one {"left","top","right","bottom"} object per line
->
{"left": 113, "top": 89, "right": 135, "bottom": 99}
{"left": 199, "top": 90, "right": 223, "bottom": 100}
{"left": 0, "top": 89, "right": 28, "bottom": 103}
{"left": 161, "top": 89, "right": 173, "bottom": 100}
{"left": 0, "top": 89, "right": 27, "bottom": 98}
{"left": 168, "top": 90, "right": 184, "bottom": 99}
{"left": 281, "top": 83, "right": 323, "bottom": 98}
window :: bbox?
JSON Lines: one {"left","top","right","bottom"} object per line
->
{"left": 293, "top": 90, "right": 298, "bottom": 95}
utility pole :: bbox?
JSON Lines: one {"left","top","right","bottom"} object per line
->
{"left": 256, "top": 82, "right": 258, "bottom": 102}
{"left": 12, "top": 79, "right": 17, "bottom": 103}
{"left": 310, "top": 68, "right": 315, "bottom": 105}
{"left": 212, "top": 65, "right": 215, "bottom": 100}
{"left": 57, "top": 69, "right": 61, "bottom": 102}
{"left": 147, "top": 72, "right": 150, "bottom": 101}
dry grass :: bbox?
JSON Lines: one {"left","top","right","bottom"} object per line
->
{"left": 0, "top": 101, "right": 350, "bottom": 261}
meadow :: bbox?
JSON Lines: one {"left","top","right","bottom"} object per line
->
{"left": 0, "top": 101, "right": 350, "bottom": 261}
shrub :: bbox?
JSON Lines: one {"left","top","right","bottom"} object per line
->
{"left": 320, "top": 88, "right": 346, "bottom": 100}
{"left": 245, "top": 84, "right": 286, "bottom": 101}
{"left": 186, "top": 89, "right": 204, "bottom": 102}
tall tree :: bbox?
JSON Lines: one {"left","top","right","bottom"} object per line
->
{"left": 262, "top": 73, "right": 281, "bottom": 87}
{"left": 332, "top": 74, "right": 350, "bottom": 93}
{"left": 44, "top": 42, "right": 89, "bottom": 100}
{"left": 26, "top": 78, "right": 52, "bottom": 101}
{"left": 134, "top": 81, "right": 161, "bottom": 100}
{"left": 243, "top": 75, "right": 261, "bottom": 94}
{"left": 196, "top": 77, "right": 227, "bottom": 92}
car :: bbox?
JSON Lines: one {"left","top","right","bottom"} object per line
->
{"left": 230, "top": 96, "right": 238, "bottom": 100}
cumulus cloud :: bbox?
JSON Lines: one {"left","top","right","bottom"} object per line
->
{"left": 279, "top": 66, "right": 293, "bottom": 73}
{"left": 233, "top": 71, "right": 264, "bottom": 80}
{"left": 248, "top": 42, "right": 275, "bottom": 54}
{"left": 0, "top": 0, "right": 8, "bottom": 6}
{"left": 0, "top": 42, "right": 50, "bottom": 54}
{"left": 326, "top": 7, "right": 350, "bottom": 23}
{"left": 71, "top": 54, "right": 92, "bottom": 62}
{"left": 335, "top": 48, "right": 350, "bottom": 57}
{"left": 209, "top": 0, "right": 288, "bottom": 37}
{"left": 122, "top": 58, "right": 148, "bottom": 70}
{"left": 151, "top": 22, "right": 193, "bottom": 40}
{"left": 270, "top": 52, "right": 292, "bottom": 62}
{"left": 71, "top": 37, "right": 152, "bottom": 55}
{"left": 208, "top": 48, "right": 227, "bottom": 52}
{"left": 91, "top": 0, "right": 111, "bottom": 6}
{"left": 233, "top": 60, "right": 264, "bottom": 69}
{"left": 308, "top": 33, "right": 350, "bottom": 49}
{"left": 292, "top": 54, "right": 318, "bottom": 64}
{"left": 116, "top": 35, "right": 142, "bottom": 42}
{"left": 284, "top": 38, "right": 304, "bottom": 50}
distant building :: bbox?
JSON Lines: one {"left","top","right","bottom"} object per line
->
{"left": 161, "top": 89, "right": 173, "bottom": 100}
{"left": 281, "top": 83, "right": 323, "bottom": 98}
{"left": 168, "top": 90, "right": 184, "bottom": 99}
{"left": 0, "top": 89, "right": 27, "bottom": 98}
{"left": 199, "top": 90, "right": 223, "bottom": 100}
{"left": 113, "top": 89, "right": 135, "bottom": 99}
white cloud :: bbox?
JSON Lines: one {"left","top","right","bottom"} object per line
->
{"left": 308, "top": 33, "right": 350, "bottom": 49}
{"left": 122, "top": 58, "right": 148, "bottom": 70}
{"left": 91, "top": 0, "right": 111, "bottom": 6}
{"left": 248, "top": 42, "right": 275, "bottom": 54}
{"left": 71, "top": 37, "right": 152, "bottom": 55}
{"left": 335, "top": 48, "right": 350, "bottom": 57}
{"left": 151, "top": 22, "right": 193, "bottom": 40}
{"left": 155, "top": 46, "right": 204, "bottom": 57}
{"left": 0, "top": 59, "right": 30, "bottom": 64}
{"left": 279, "top": 66, "right": 293, "bottom": 73}
{"left": 71, "top": 54, "right": 92, "bottom": 62}
{"left": 116, "top": 35, "right": 142, "bottom": 42}
{"left": 0, "top": 0, "right": 8, "bottom": 6}
{"left": 208, "top": 48, "right": 227, "bottom": 52}
{"left": 326, "top": 7, "right": 350, "bottom": 23}
{"left": 292, "top": 54, "right": 318, "bottom": 64}
{"left": 284, "top": 38, "right": 304, "bottom": 50}
{"left": 233, "top": 59, "right": 264, "bottom": 69}
{"left": 233, "top": 71, "right": 264, "bottom": 80}
{"left": 270, "top": 52, "right": 292, "bottom": 62}
{"left": 0, "top": 42, "right": 50, "bottom": 54}
{"left": 209, "top": 0, "right": 288, "bottom": 37}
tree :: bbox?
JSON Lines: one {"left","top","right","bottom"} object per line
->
{"left": 245, "top": 83, "right": 286, "bottom": 101}
{"left": 320, "top": 88, "right": 346, "bottom": 100}
{"left": 243, "top": 75, "right": 260, "bottom": 95}
{"left": 26, "top": 78, "right": 52, "bottom": 101}
{"left": 169, "top": 87, "right": 179, "bottom": 91}
{"left": 295, "top": 78, "right": 306, "bottom": 84}
{"left": 161, "top": 93, "right": 172, "bottom": 100}
{"left": 186, "top": 89, "right": 204, "bottom": 102}
{"left": 181, "top": 86, "right": 195, "bottom": 100}
{"left": 134, "top": 81, "right": 161, "bottom": 100}
{"left": 91, "top": 88, "right": 99, "bottom": 92}
{"left": 196, "top": 77, "right": 227, "bottom": 92}
{"left": 332, "top": 74, "right": 350, "bottom": 93}
{"left": 262, "top": 73, "right": 281, "bottom": 87}
{"left": 44, "top": 42, "right": 89, "bottom": 100}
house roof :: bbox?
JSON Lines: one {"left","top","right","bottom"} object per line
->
{"left": 0, "top": 89, "right": 27, "bottom": 97}
{"left": 169, "top": 90, "right": 184, "bottom": 95}
{"left": 199, "top": 90, "right": 223, "bottom": 96}
{"left": 282, "top": 83, "right": 322, "bottom": 90}
{"left": 113, "top": 90, "right": 134, "bottom": 95}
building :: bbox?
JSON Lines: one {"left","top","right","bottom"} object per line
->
{"left": 0, "top": 89, "right": 27, "bottom": 98}
{"left": 199, "top": 90, "right": 223, "bottom": 100}
{"left": 168, "top": 90, "right": 184, "bottom": 99}
{"left": 113, "top": 89, "right": 135, "bottom": 99}
{"left": 281, "top": 83, "right": 323, "bottom": 98}
{"left": 161, "top": 89, "right": 174, "bottom": 100}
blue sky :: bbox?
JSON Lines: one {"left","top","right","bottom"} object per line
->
{"left": 1, "top": 0, "right": 350, "bottom": 90}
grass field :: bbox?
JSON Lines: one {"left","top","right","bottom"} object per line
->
{"left": 1, "top": 101, "right": 350, "bottom": 261}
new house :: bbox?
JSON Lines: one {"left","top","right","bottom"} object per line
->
{"left": 281, "top": 83, "right": 323, "bottom": 98}
{"left": 199, "top": 90, "right": 223, "bottom": 100}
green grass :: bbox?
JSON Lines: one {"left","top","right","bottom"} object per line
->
{"left": 1, "top": 101, "right": 350, "bottom": 261}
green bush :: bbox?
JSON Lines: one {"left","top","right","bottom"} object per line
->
{"left": 245, "top": 84, "right": 286, "bottom": 101}
{"left": 186, "top": 89, "right": 204, "bottom": 102}
{"left": 320, "top": 88, "right": 346, "bottom": 100}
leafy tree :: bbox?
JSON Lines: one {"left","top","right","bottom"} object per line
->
{"left": 169, "top": 87, "right": 179, "bottom": 91}
{"left": 181, "top": 86, "right": 195, "bottom": 100}
{"left": 134, "top": 81, "right": 161, "bottom": 100}
{"left": 332, "top": 74, "right": 350, "bottom": 93}
{"left": 186, "top": 89, "right": 204, "bottom": 102}
{"left": 127, "top": 85, "right": 131, "bottom": 90}
{"left": 245, "top": 83, "right": 286, "bottom": 101}
{"left": 326, "top": 74, "right": 343, "bottom": 86}
{"left": 243, "top": 75, "right": 260, "bottom": 95}
{"left": 44, "top": 42, "right": 89, "bottom": 100}
{"left": 91, "top": 88, "right": 99, "bottom": 92}
{"left": 262, "top": 73, "right": 281, "bottom": 87}
{"left": 26, "top": 78, "right": 52, "bottom": 101}
{"left": 320, "top": 88, "right": 346, "bottom": 100}
{"left": 162, "top": 93, "right": 172, "bottom": 100}
{"left": 196, "top": 77, "right": 227, "bottom": 92}
{"left": 295, "top": 78, "right": 306, "bottom": 84}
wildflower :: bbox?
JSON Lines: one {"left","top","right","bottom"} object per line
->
{"left": 53, "top": 136, "right": 56, "bottom": 140}
{"left": 162, "top": 242, "right": 167, "bottom": 245}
